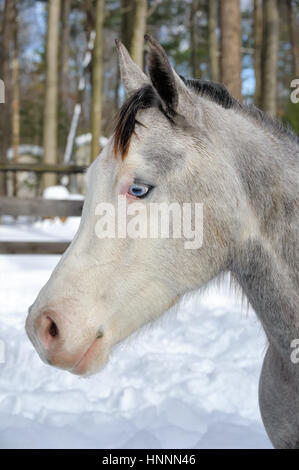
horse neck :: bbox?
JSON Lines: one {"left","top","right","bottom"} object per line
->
{"left": 225, "top": 111, "right": 299, "bottom": 353}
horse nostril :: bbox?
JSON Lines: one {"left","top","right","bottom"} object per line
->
{"left": 48, "top": 318, "right": 58, "bottom": 338}
{"left": 39, "top": 313, "right": 60, "bottom": 350}
{"left": 96, "top": 327, "right": 104, "bottom": 339}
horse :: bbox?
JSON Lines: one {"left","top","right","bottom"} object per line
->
{"left": 25, "top": 35, "right": 299, "bottom": 448}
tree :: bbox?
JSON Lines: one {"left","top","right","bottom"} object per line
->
{"left": 253, "top": 0, "right": 263, "bottom": 107}
{"left": 43, "top": 0, "right": 61, "bottom": 188}
{"left": 90, "top": 0, "right": 104, "bottom": 162}
{"left": 220, "top": 0, "right": 242, "bottom": 101}
{"left": 130, "top": 0, "right": 147, "bottom": 69}
{"left": 113, "top": 0, "right": 133, "bottom": 110}
{"left": 121, "top": 0, "right": 133, "bottom": 48}
{"left": 0, "top": 0, "right": 14, "bottom": 195}
{"left": 59, "top": 0, "right": 71, "bottom": 107}
{"left": 287, "top": 0, "right": 298, "bottom": 77}
{"left": 261, "top": 0, "right": 279, "bottom": 116}
{"left": 58, "top": 0, "right": 71, "bottom": 161}
{"left": 11, "top": 0, "right": 19, "bottom": 196}
{"left": 190, "top": 0, "right": 201, "bottom": 79}
{"left": 208, "top": 0, "right": 219, "bottom": 82}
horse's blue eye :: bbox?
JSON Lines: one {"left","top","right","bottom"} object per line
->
{"left": 128, "top": 184, "right": 151, "bottom": 198}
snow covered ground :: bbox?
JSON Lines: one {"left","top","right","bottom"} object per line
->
{"left": 0, "top": 214, "right": 272, "bottom": 449}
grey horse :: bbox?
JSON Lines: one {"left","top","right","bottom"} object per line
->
{"left": 26, "top": 36, "right": 299, "bottom": 448}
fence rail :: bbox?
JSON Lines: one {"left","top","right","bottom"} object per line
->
{"left": 0, "top": 163, "right": 86, "bottom": 254}
{"left": 0, "top": 241, "right": 71, "bottom": 255}
{"left": 0, "top": 197, "right": 84, "bottom": 255}
{"left": 0, "top": 197, "right": 84, "bottom": 217}
{"left": 0, "top": 163, "right": 86, "bottom": 174}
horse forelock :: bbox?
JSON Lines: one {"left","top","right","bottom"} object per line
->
{"left": 113, "top": 85, "right": 176, "bottom": 160}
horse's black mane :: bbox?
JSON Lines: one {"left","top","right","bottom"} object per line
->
{"left": 180, "top": 76, "right": 241, "bottom": 110}
{"left": 114, "top": 77, "right": 298, "bottom": 158}
{"left": 184, "top": 78, "right": 298, "bottom": 145}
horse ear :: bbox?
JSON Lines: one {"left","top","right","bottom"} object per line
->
{"left": 145, "top": 34, "right": 189, "bottom": 111}
{"left": 115, "top": 39, "right": 149, "bottom": 95}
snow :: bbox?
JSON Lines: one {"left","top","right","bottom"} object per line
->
{"left": 43, "top": 185, "right": 84, "bottom": 201}
{"left": 75, "top": 133, "right": 108, "bottom": 148}
{"left": 7, "top": 145, "right": 43, "bottom": 160}
{"left": 0, "top": 214, "right": 272, "bottom": 449}
{"left": 6, "top": 134, "right": 109, "bottom": 160}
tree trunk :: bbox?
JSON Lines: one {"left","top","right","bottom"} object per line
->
{"left": 90, "top": 0, "right": 104, "bottom": 162}
{"left": 114, "top": 0, "right": 134, "bottom": 111}
{"left": 121, "top": 0, "right": 133, "bottom": 48}
{"left": 253, "top": 0, "right": 263, "bottom": 107}
{"left": 130, "top": 0, "right": 147, "bottom": 69}
{"left": 220, "top": 0, "right": 242, "bottom": 101}
{"left": 208, "top": 0, "right": 219, "bottom": 82}
{"left": 190, "top": 0, "right": 201, "bottom": 79}
{"left": 0, "top": 0, "right": 14, "bottom": 195}
{"left": 261, "top": 0, "right": 279, "bottom": 116}
{"left": 12, "top": 0, "right": 20, "bottom": 196}
{"left": 43, "top": 0, "right": 61, "bottom": 188}
{"left": 58, "top": 0, "right": 71, "bottom": 163}
{"left": 287, "top": 0, "right": 298, "bottom": 77}
{"left": 84, "top": 0, "right": 95, "bottom": 38}
{"left": 59, "top": 0, "right": 71, "bottom": 105}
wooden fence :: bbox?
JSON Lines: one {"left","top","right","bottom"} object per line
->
{"left": 0, "top": 163, "right": 85, "bottom": 254}
{"left": 0, "top": 163, "right": 86, "bottom": 174}
{"left": 0, "top": 197, "right": 83, "bottom": 218}
{"left": 0, "top": 241, "right": 72, "bottom": 255}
